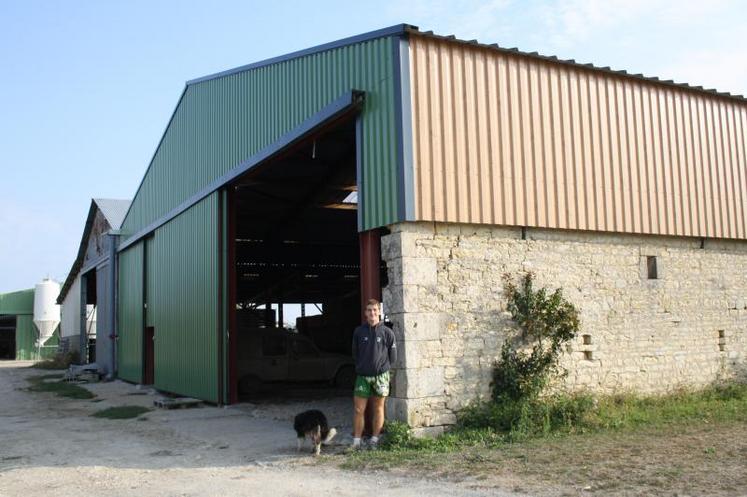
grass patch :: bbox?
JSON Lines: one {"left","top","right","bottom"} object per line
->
{"left": 91, "top": 406, "right": 151, "bottom": 419}
{"left": 26, "top": 375, "right": 95, "bottom": 400}
{"left": 27, "top": 373, "right": 64, "bottom": 381}
{"left": 359, "top": 383, "right": 747, "bottom": 457}
{"left": 339, "top": 387, "right": 747, "bottom": 496}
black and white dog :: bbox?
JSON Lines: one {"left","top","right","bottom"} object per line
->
{"left": 293, "top": 409, "right": 337, "bottom": 456}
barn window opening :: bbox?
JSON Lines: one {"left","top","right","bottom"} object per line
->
{"left": 646, "top": 256, "right": 658, "bottom": 280}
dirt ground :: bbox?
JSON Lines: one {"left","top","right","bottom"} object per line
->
{"left": 337, "top": 417, "right": 747, "bottom": 497}
{"left": 0, "top": 362, "right": 520, "bottom": 497}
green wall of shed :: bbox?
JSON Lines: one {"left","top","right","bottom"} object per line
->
{"left": 151, "top": 193, "right": 220, "bottom": 403}
{"left": 1, "top": 289, "right": 58, "bottom": 360}
{"left": 0, "top": 289, "right": 34, "bottom": 315}
{"left": 118, "top": 243, "right": 144, "bottom": 383}
{"left": 15, "top": 316, "right": 59, "bottom": 361}
{"left": 121, "top": 35, "right": 399, "bottom": 238}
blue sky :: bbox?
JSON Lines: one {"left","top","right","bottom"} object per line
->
{"left": 1, "top": 0, "right": 746, "bottom": 293}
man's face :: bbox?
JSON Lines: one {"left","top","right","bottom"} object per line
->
{"left": 365, "top": 304, "right": 380, "bottom": 325}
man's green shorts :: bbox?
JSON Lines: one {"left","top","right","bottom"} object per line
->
{"left": 353, "top": 371, "right": 391, "bottom": 398}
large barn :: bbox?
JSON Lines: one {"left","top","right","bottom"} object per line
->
{"left": 115, "top": 24, "right": 747, "bottom": 433}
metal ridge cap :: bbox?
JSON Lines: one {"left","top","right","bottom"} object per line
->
{"left": 186, "top": 23, "right": 416, "bottom": 87}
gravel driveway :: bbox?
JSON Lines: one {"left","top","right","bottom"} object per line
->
{"left": 0, "top": 362, "right": 521, "bottom": 497}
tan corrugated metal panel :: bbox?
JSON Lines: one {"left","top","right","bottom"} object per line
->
{"left": 408, "top": 35, "right": 747, "bottom": 239}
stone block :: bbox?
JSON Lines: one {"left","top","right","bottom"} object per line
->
{"left": 411, "top": 426, "right": 446, "bottom": 438}
{"left": 383, "top": 285, "right": 421, "bottom": 314}
{"left": 386, "top": 397, "right": 409, "bottom": 423}
{"left": 393, "top": 312, "right": 444, "bottom": 341}
{"left": 401, "top": 257, "right": 438, "bottom": 286}
{"left": 398, "top": 339, "right": 442, "bottom": 369}
{"left": 388, "top": 221, "right": 435, "bottom": 236}
{"left": 396, "top": 367, "right": 445, "bottom": 398}
{"left": 382, "top": 231, "right": 428, "bottom": 260}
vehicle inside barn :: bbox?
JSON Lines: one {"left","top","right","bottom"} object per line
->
{"left": 227, "top": 113, "right": 384, "bottom": 403}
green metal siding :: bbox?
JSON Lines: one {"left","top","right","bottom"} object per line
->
{"left": 0, "top": 289, "right": 34, "bottom": 315}
{"left": 220, "top": 190, "right": 229, "bottom": 402}
{"left": 118, "top": 243, "right": 144, "bottom": 383}
{"left": 152, "top": 194, "right": 219, "bottom": 402}
{"left": 15, "top": 317, "right": 58, "bottom": 361}
{"left": 1, "top": 289, "right": 57, "bottom": 360}
{"left": 121, "top": 36, "right": 399, "bottom": 238}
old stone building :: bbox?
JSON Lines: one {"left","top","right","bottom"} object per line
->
{"left": 384, "top": 224, "right": 747, "bottom": 433}
{"left": 380, "top": 31, "right": 747, "bottom": 434}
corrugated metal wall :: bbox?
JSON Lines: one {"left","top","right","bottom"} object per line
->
{"left": 94, "top": 263, "right": 113, "bottom": 374}
{"left": 15, "top": 316, "right": 58, "bottom": 360}
{"left": 122, "top": 36, "right": 399, "bottom": 237}
{"left": 0, "top": 289, "right": 34, "bottom": 314}
{"left": 0, "top": 289, "right": 57, "bottom": 360}
{"left": 408, "top": 35, "right": 747, "bottom": 239}
{"left": 151, "top": 194, "right": 219, "bottom": 402}
{"left": 117, "top": 243, "right": 143, "bottom": 383}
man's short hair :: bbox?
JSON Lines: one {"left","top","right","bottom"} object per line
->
{"left": 366, "top": 298, "right": 380, "bottom": 308}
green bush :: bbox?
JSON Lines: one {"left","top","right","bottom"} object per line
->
{"left": 493, "top": 273, "right": 580, "bottom": 402}
{"left": 380, "top": 420, "right": 413, "bottom": 449}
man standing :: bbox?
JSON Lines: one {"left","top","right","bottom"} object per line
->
{"left": 351, "top": 299, "right": 397, "bottom": 450}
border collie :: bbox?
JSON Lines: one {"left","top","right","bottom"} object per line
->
{"left": 293, "top": 409, "right": 337, "bottom": 456}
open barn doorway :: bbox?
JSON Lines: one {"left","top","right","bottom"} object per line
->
{"left": 0, "top": 315, "right": 17, "bottom": 359}
{"left": 226, "top": 113, "right": 387, "bottom": 407}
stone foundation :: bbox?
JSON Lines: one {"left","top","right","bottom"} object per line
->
{"left": 382, "top": 222, "right": 747, "bottom": 430}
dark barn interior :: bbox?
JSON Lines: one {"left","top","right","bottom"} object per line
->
{"left": 0, "top": 315, "right": 16, "bottom": 360}
{"left": 229, "top": 115, "right": 385, "bottom": 402}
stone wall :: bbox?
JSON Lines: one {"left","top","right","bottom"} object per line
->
{"left": 382, "top": 222, "right": 747, "bottom": 433}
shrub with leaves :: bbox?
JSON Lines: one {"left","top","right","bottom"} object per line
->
{"left": 492, "top": 273, "right": 580, "bottom": 402}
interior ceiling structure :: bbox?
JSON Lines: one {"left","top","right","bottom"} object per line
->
{"left": 233, "top": 119, "right": 360, "bottom": 304}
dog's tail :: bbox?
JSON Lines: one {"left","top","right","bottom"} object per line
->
{"left": 322, "top": 427, "right": 337, "bottom": 445}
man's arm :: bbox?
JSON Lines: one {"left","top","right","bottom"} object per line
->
{"left": 387, "top": 328, "right": 397, "bottom": 366}
{"left": 352, "top": 328, "right": 358, "bottom": 362}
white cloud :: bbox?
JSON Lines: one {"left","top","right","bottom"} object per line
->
{"left": 387, "top": 0, "right": 515, "bottom": 41}
{"left": 661, "top": 46, "right": 747, "bottom": 96}
{"left": 539, "top": 0, "right": 736, "bottom": 47}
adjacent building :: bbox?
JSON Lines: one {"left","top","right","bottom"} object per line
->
{"left": 57, "top": 198, "right": 131, "bottom": 377}
{"left": 0, "top": 286, "right": 60, "bottom": 360}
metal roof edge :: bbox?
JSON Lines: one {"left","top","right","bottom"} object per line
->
{"left": 0, "top": 288, "right": 35, "bottom": 315}
{"left": 405, "top": 27, "right": 747, "bottom": 104}
{"left": 121, "top": 24, "right": 415, "bottom": 235}
{"left": 186, "top": 24, "right": 415, "bottom": 86}
{"left": 119, "top": 84, "right": 189, "bottom": 231}
{"left": 57, "top": 200, "right": 107, "bottom": 304}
